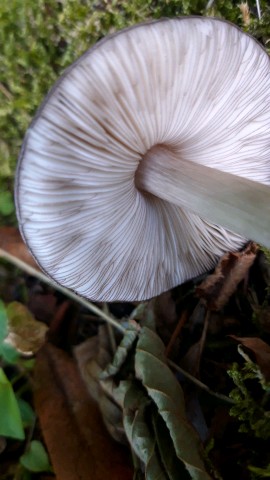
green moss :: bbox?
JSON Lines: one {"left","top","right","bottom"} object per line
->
{"left": 228, "top": 361, "right": 270, "bottom": 440}
{"left": 249, "top": 463, "right": 270, "bottom": 478}
{"left": 228, "top": 359, "right": 270, "bottom": 476}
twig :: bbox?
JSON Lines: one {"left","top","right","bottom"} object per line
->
{"left": 49, "top": 300, "right": 71, "bottom": 338}
{"left": 168, "top": 358, "right": 234, "bottom": 404}
{"left": 0, "top": 82, "right": 13, "bottom": 100}
{"left": 195, "top": 308, "right": 211, "bottom": 374}
{"left": 205, "top": 0, "right": 215, "bottom": 10}
{"left": 256, "top": 0, "right": 261, "bottom": 19}
{"left": 165, "top": 310, "right": 189, "bottom": 357}
{"left": 103, "top": 303, "right": 117, "bottom": 353}
{"left": 0, "top": 248, "right": 125, "bottom": 334}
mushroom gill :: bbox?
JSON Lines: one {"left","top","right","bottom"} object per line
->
{"left": 16, "top": 17, "right": 270, "bottom": 301}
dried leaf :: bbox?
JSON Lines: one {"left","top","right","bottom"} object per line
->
{"left": 99, "top": 392, "right": 126, "bottom": 444}
{"left": 34, "top": 343, "right": 132, "bottom": 480}
{"left": 0, "top": 227, "right": 38, "bottom": 268}
{"left": 196, "top": 242, "right": 258, "bottom": 310}
{"left": 239, "top": 2, "right": 250, "bottom": 26}
{"left": 74, "top": 328, "right": 126, "bottom": 444}
{"left": 0, "top": 436, "right": 7, "bottom": 454}
{"left": 229, "top": 336, "right": 270, "bottom": 381}
{"left": 28, "top": 293, "right": 57, "bottom": 325}
{"left": 135, "top": 327, "right": 211, "bottom": 480}
{"left": 154, "top": 292, "right": 178, "bottom": 350}
{"left": 252, "top": 306, "right": 270, "bottom": 334}
{"left": 74, "top": 326, "right": 112, "bottom": 402}
{"left": 5, "top": 302, "right": 48, "bottom": 355}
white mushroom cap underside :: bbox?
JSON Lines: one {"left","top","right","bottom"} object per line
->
{"left": 17, "top": 17, "right": 270, "bottom": 301}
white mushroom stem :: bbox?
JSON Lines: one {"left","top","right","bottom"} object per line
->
{"left": 136, "top": 146, "right": 270, "bottom": 247}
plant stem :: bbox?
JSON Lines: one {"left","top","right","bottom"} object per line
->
{"left": 168, "top": 358, "right": 234, "bottom": 404}
{"left": 136, "top": 145, "right": 270, "bottom": 247}
{"left": 256, "top": 0, "right": 261, "bottom": 19}
{"left": 0, "top": 248, "right": 126, "bottom": 334}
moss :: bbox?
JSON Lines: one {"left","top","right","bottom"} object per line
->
{"left": 228, "top": 361, "right": 270, "bottom": 440}
{"left": 228, "top": 360, "right": 270, "bottom": 476}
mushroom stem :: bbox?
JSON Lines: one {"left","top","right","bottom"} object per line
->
{"left": 136, "top": 146, "right": 270, "bottom": 247}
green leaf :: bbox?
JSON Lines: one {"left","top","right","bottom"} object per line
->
{"left": 0, "top": 190, "right": 14, "bottom": 216}
{"left": 248, "top": 463, "right": 270, "bottom": 478}
{"left": 17, "top": 398, "right": 35, "bottom": 428}
{"left": 20, "top": 470, "right": 32, "bottom": 480}
{"left": 130, "top": 302, "right": 156, "bottom": 331}
{"left": 0, "top": 367, "right": 25, "bottom": 440}
{"left": 0, "top": 300, "right": 8, "bottom": 342}
{"left": 122, "top": 380, "right": 189, "bottom": 480}
{"left": 123, "top": 381, "right": 167, "bottom": 480}
{"left": 100, "top": 322, "right": 139, "bottom": 379}
{"left": 20, "top": 440, "right": 51, "bottom": 473}
{"left": 0, "top": 342, "right": 20, "bottom": 364}
{"left": 104, "top": 326, "right": 212, "bottom": 479}
{"left": 0, "top": 301, "right": 19, "bottom": 363}
{"left": 152, "top": 411, "right": 190, "bottom": 480}
{"left": 135, "top": 327, "right": 211, "bottom": 480}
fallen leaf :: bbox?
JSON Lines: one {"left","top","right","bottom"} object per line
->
{"left": 154, "top": 292, "right": 178, "bottom": 349}
{"left": 180, "top": 341, "right": 202, "bottom": 378}
{"left": 103, "top": 324, "right": 212, "bottom": 479}
{"left": 74, "top": 326, "right": 112, "bottom": 403}
{"left": 135, "top": 327, "right": 211, "bottom": 480}
{"left": 74, "top": 328, "right": 126, "bottom": 444}
{"left": 239, "top": 1, "right": 250, "bottom": 25}
{"left": 34, "top": 343, "right": 132, "bottom": 480}
{"left": 123, "top": 381, "right": 170, "bottom": 479}
{"left": 6, "top": 301, "right": 48, "bottom": 355}
{"left": 196, "top": 242, "right": 258, "bottom": 311}
{"left": 165, "top": 310, "right": 189, "bottom": 358}
{"left": 252, "top": 305, "right": 270, "bottom": 334}
{"left": 0, "top": 227, "right": 38, "bottom": 268}
{"left": 0, "top": 436, "right": 6, "bottom": 454}
{"left": 100, "top": 323, "right": 139, "bottom": 379}
{"left": 28, "top": 292, "right": 57, "bottom": 325}
{"left": 229, "top": 336, "right": 270, "bottom": 381}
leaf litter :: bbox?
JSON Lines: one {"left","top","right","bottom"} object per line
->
{"left": 1, "top": 230, "right": 270, "bottom": 479}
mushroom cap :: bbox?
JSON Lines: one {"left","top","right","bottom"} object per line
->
{"left": 16, "top": 17, "right": 270, "bottom": 301}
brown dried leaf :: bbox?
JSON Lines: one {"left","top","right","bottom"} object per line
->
{"left": 28, "top": 293, "right": 57, "bottom": 325}
{"left": 239, "top": 2, "right": 250, "bottom": 26}
{"left": 154, "top": 291, "right": 179, "bottom": 355}
{"left": 0, "top": 436, "right": 6, "bottom": 454}
{"left": 6, "top": 301, "right": 48, "bottom": 354}
{"left": 196, "top": 242, "right": 258, "bottom": 311}
{"left": 0, "top": 227, "right": 38, "bottom": 268}
{"left": 252, "top": 305, "right": 270, "bottom": 334}
{"left": 154, "top": 291, "right": 177, "bottom": 330}
{"left": 34, "top": 343, "right": 132, "bottom": 480}
{"left": 230, "top": 336, "right": 270, "bottom": 381}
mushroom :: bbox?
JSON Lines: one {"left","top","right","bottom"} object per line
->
{"left": 15, "top": 17, "right": 270, "bottom": 302}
